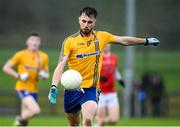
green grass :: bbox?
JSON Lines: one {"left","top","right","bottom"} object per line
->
{"left": 0, "top": 47, "right": 180, "bottom": 92}
{"left": 0, "top": 116, "right": 180, "bottom": 126}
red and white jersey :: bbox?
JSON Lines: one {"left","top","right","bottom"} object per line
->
{"left": 100, "top": 52, "right": 119, "bottom": 94}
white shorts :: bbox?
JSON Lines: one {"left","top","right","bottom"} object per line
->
{"left": 98, "top": 92, "right": 119, "bottom": 108}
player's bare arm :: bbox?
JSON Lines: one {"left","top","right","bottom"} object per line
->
{"left": 3, "top": 59, "right": 19, "bottom": 79}
{"left": 114, "top": 36, "right": 160, "bottom": 46}
{"left": 48, "top": 55, "right": 68, "bottom": 104}
{"left": 115, "top": 36, "right": 145, "bottom": 45}
{"left": 51, "top": 56, "right": 68, "bottom": 87}
{"left": 3, "top": 59, "right": 29, "bottom": 81}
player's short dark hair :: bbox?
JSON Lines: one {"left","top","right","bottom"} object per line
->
{"left": 29, "top": 32, "right": 40, "bottom": 37}
{"left": 80, "top": 6, "right": 98, "bottom": 18}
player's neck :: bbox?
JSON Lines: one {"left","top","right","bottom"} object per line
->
{"left": 27, "top": 48, "right": 38, "bottom": 52}
{"left": 80, "top": 31, "right": 93, "bottom": 37}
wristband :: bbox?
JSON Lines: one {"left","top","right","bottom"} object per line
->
{"left": 51, "top": 85, "right": 57, "bottom": 88}
{"left": 144, "top": 38, "right": 149, "bottom": 45}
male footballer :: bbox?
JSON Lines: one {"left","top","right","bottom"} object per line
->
{"left": 3, "top": 33, "right": 49, "bottom": 126}
{"left": 48, "top": 6, "right": 160, "bottom": 126}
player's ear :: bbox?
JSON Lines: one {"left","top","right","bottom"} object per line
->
{"left": 92, "top": 18, "right": 96, "bottom": 27}
{"left": 26, "top": 38, "right": 29, "bottom": 46}
{"left": 94, "top": 18, "right": 96, "bottom": 24}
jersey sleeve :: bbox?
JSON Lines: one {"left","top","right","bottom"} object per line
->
{"left": 101, "top": 31, "right": 117, "bottom": 46}
{"left": 60, "top": 38, "right": 71, "bottom": 57}
{"left": 11, "top": 52, "right": 21, "bottom": 66}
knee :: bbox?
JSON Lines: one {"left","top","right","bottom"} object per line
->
{"left": 68, "top": 116, "right": 80, "bottom": 126}
{"left": 108, "top": 117, "right": 118, "bottom": 125}
{"left": 84, "top": 117, "right": 92, "bottom": 126}
{"left": 35, "top": 107, "right": 41, "bottom": 115}
{"left": 32, "top": 107, "right": 41, "bottom": 116}
{"left": 108, "top": 120, "right": 117, "bottom": 125}
{"left": 69, "top": 121, "right": 79, "bottom": 126}
{"left": 98, "top": 118, "right": 106, "bottom": 126}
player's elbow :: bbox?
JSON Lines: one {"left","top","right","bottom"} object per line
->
{"left": 2, "top": 64, "right": 8, "bottom": 73}
{"left": 3, "top": 60, "right": 12, "bottom": 74}
{"left": 32, "top": 106, "right": 41, "bottom": 116}
{"left": 121, "top": 42, "right": 129, "bottom": 46}
{"left": 119, "top": 37, "right": 133, "bottom": 46}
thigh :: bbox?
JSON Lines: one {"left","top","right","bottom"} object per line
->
{"left": 22, "top": 96, "right": 40, "bottom": 112}
{"left": 97, "top": 93, "right": 107, "bottom": 120}
{"left": 107, "top": 93, "right": 119, "bottom": 107}
{"left": 17, "top": 90, "right": 39, "bottom": 111}
{"left": 98, "top": 93, "right": 106, "bottom": 108}
{"left": 65, "top": 111, "right": 81, "bottom": 126}
{"left": 97, "top": 107, "right": 106, "bottom": 120}
{"left": 107, "top": 93, "right": 119, "bottom": 120}
{"left": 81, "top": 100, "right": 97, "bottom": 119}
{"left": 107, "top": 105, "right": 119, "bottom": 120}
{"left": 80, "top": 87, "right": 98, "bottom": 117}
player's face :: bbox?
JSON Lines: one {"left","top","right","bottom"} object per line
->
{"left": 26, "top": 36, "right": 41, "bottom": 51}
{"left": 79, "top": 13, "right": 96, "bottom": 36}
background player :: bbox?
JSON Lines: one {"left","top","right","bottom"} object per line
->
{"left": 48, "top": 6, "right": 160, "bottom": 126}
{"left": 3, "top": 33, "right": 49, "bottom": 126}
{"left": 97, "top": 45, "right": 124, "bottom": 126}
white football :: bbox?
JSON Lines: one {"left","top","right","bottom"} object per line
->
{"left": 61, "top": 69, "right": 82, "bottom": 90}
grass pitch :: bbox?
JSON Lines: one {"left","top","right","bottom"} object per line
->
{"left": 0, "top": 116, "right": 180, "bottom": 126}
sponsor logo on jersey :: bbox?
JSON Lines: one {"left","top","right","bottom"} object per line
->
{"left": 76, "top": 50, "right": 101, "bottom": 59}
{"left": 25, "top": 65, "right": 39, "bottom": 70}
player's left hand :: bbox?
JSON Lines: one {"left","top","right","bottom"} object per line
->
{"left": 48, "top": 85, "right": 58, "bottom": 104}
{"left": 145, "top": 38, "right": 160, "bottom": 46}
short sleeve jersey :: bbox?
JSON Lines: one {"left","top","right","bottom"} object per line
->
{"left": 60, "top": 31, "right": 116, "bottom": 88}
{"left": 11, "top": 49, "right": 49, "bottom": 93}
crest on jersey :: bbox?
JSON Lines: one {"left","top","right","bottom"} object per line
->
{"left": 87, "top": 41, "right": 92, "bottom": 46}
{"left": 77, "top": 42, "right": 85, "bottom": 45}
{"left": 25, "top": 65, "right": 39, "bottom": 70}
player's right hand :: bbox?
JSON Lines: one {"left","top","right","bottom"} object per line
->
{"left": 145, "top": 38, "right": 160, "bottom": 46}
{"left": 18, "top": 72, "right": 29, "bottom": 81}
{"left": 48, "top": 85, "right": 58, "bottom": 104}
